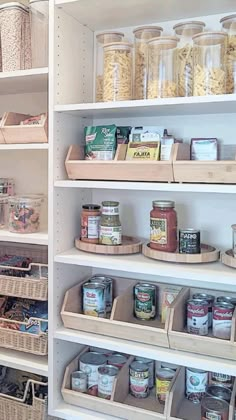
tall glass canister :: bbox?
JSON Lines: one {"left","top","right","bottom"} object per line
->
{"left": 220, "top": 14, "right": 236, "bottom": 93}
{"left": 30, "top": 0, "right": 48, "bottom": 68}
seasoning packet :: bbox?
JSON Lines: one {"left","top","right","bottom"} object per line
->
{"left": 191, "top": 138, "right": 218, "bottom": 161}
{"left": 126, "top": 141, "right": 160, "bottom": 161}
{"left": 117, "top": 126, "right": 132, "bottom": 144}
{"left": 129, "top": 126, "right": 165, "bottom": 142}
{"left": 85, "top": 125, "right": 117, "bottom": 160}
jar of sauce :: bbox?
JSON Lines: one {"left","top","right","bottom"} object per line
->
{"left": 150, "top": 200, "right": 177, "bottom": 252}
{"left": 81, "top": 204, "right": 101, "bottom": 244}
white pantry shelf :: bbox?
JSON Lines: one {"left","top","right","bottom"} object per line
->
{"left": 52, "top": 402, "right": 115, "bottom": 420}
{"left": 0, "top": 143, "right": 48, "bottom": 150}
{"left": 0, "top": 67, "right": 48, "bottom": 95}
{"left": 0, "top": 229, "right": 48, "bottom": 245}
{"left": 0, "top": 348, "right": 48, "bottom": 376}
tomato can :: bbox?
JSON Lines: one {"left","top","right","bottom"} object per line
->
{"left": 82, "top": 282, "right": 106, "bottom": 318}
{"left": 217, "top": 296, "right": 236, "bottom": 307}
{"left": 179, "top": 229, "right": 201, "bottom": 254}
{"left": 98, "top": 365, "right": 119, "bottom": 399}
{"left": 108, "top": 353, "right": 128, "bottom": 369}
{"left": 89, "top": 275, "right": 113, "bottom": 314}
{"left": 135, "top": 356, "right": 155, "bottom": 388}
{"left": 212, "top": 302, "right": 234, "bottom": 340}
{"left": 156, "top": 368, "right": 175, "bottom": 404}
{"left": 206, "top": 384, "right": 232, "bottom": 403}
{"left": 192, "top": 293, "right": 215, "bottom": 327}
{"left": 201, "top": 396, "right": 229, "bottom": 420}
{"left": 134, "top": 283, "right": 156, "bottom": 320}
{"left": 71, "top": 371, "right": 87, "bottom": 393}
{"left": 79, "top": 352, "right": 107, "bottom": 396}
{"left": 210, "top": 372, "right": 233, "bottom": 389}
{"left": 187, "top": 298, "right": 209, "bottom": 336}
{"left": 129, "top": 361, "right": 149, "bottom": 398}
{"left": 186, "top": 367, "right": 208, "bottom": 403}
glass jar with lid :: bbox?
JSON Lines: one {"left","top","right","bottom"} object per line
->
{"left": 0, "top": 194, "right": 8, "bottom": 230}
{"left": 147, "top": 37, "right": 179, "bottom": 99}
{"left": 232, "top": 224, "right": 236, "bottom": 257}
{"left": 173, "top": 21, "right": 205, "bottom": 96}
{"left": 103, "top": 42, "right": 133, "bottom": 102}
{"left": 29, "top": 0, "right": 49, "bottom": 68}
{"left": 133, "top": 26, "right": 163, "bottom": 100}
{"left": 95, "top": 32, "right": 124, "bottom": 102}
{"left": 193, "top": 32, "right": 227, "bottom": 96}
{"left": 220, "top": 14, "right": 236, "bottom": 93}
{"left": 150, "top": 200, "right": 177, "bottom": 252}
{"left": 99, "top": 201, "right": 122, "bottom": 245}
{"left": 9, "top": 195, "right": 43, "bottom": 233}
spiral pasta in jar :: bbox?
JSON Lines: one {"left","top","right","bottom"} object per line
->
{"left": 103, "top": 42, "right": 133, "bottom": 102}
{"left": 9, "top": 195, "right": 43, "bottom": 233}
{"left": 147, "top": 37, "right": 179, "bottom": 99}
{"left": 220, "top": 14, "right": 236, "bottom": 94}
{"left": 133, "top": 26, "right": 163, "bottom": 100}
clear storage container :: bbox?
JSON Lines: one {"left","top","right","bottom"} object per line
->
{"left": 133, "top": 26, "right": 163, "bottom": 100}
{"left": 0, "top": 178, "right": 14, "bottom": 195}
{"left": 9, "top": 195, "right": 43, "bottom": 233}
{"left": 193, "top": 32, "right": 227, "bottom": 96}
{"left": 147, "top": 36, "right": 179, "bottom": 99}
{"left": 29, "top": 0, "right": 49, "bottom": 68}
{"left": 103, "top": 42, "right": 133, "bottom": 102}
{"left": 220, "top": 14, "right": 236, "bottom": 93}
{"left": 0, "top": 194, "right": 8, "bottom": 229}
{"left": 232, "top": 224, "right": 236, "bottom": 258}
{"left": 173, "top": 21, "right": 205, "bottom": 96}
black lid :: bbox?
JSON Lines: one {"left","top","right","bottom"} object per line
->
{"left": 82, "top": 204, "right": 101, "bottom": 210}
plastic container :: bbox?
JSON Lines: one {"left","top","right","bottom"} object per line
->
{"left": 133, "top": 26, "right": 163, "bottom": 100}
{"left": 193, "top": 32, "right": 227, "bottom": 96}
{"left": 29, "top": 0, "right": 49, "bottom": 68}
{"left": 95, "top": 32, "right": 124, "bottom": 102}
{"left": 220, "top": 14, "right": 236, "bottom": 94}
{"left": 0, "top": 194, "right": 8, "bottom": 229}
{"left": 173, "top": 21, "right": 205, "bottom": 96}
{"left": 103, "top": 42, "right": 133, "bottom": 102}
{"left": 9, "top": 195, "right": 43, "bottom": 233}
{"left": 147, "top": 37, "right": 179, "bottom": 99}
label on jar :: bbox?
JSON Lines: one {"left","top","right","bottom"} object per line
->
{"left": 204, "top": 412, "right": 221, "bottom": 420}
{"left": 150, "top": 217, "right": 167, "bottom": 245}
{"left": 102, "top": 206, "right": 119, "bottom": 215}
{"left": 81, "top": 215, "right": 100, "bottom": 239}
{"left": 156, "top": 378, "right": 171, "bottom": 402}
{"left": 99, "top": 226, "right": 122, "bottom": 245}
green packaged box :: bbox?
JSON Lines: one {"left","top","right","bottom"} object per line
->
{"left": 85, "top": 125, "right": 117, "bottom": 160}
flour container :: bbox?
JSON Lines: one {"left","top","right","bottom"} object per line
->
{"left": 30, "top": 0, "right": 49, "bottom": 68}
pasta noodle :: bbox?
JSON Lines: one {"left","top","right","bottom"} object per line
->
{"left": 193, "top": 64, "right": 226, "bottom": 96}
{"left": 134, "top": 41, "right": 148, "bottom": 100}
{"left": 177, "top": 45, "right": 193, "bottom": 97}
{"left": 147, "top": 79, "right": 177, "bottom": 98}
{"left": 226, "top": 35, "right": 236, "bottom": 93}
{"left": 96, "top": 75, "right": 103, "bottom": 102}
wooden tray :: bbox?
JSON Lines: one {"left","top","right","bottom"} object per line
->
{"left": 143, "top": 243, "right": 220, "bottom": 264}
{"left": 75, "top": 236, "right": 142, "bottom": 255}
{"left": 1, "top": 112, "right": 48, "bottom": 144}
{"left": 221, "top": 249, "right": 236, "bottom": 269}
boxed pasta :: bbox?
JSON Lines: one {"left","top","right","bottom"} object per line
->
{"left": 129, "top": 126, "right": 165, "bottom": 142}
{"left": 85, "top": 125, "right": 117, "bottom": 160}
{"left": 126, "top": 141, "right": 160, "bottom": 160}
{"left": 191, "top": 138, "right": 218, "bottom": 160}
{"left": 117, "top": 126, "right": 132, "bottom": 144}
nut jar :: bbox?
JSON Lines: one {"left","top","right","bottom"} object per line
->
{"left": 220, "top": 14, "right": 236, "bottom": 93}
{"left": 147, "top": 37, "right": 179, "bottom": 98}
{"left": 0, "top": 194, "right": 8, "bottom": 229}
{"left": 133, "top": 26, "right": 163, "bottom": 99}
{"left": 103, "top": 42, "right": 133, "bottom": 102}
{"left": 96, "top": 32, "right": 124, "bottom": 102}
{"left": 29, "top": 0, "right": 49, "bottom": 68}
{"left": 173, "top": 21, "right": 205, "bottom": 96}
{"left": 193, "top": 32, "right": 227, "bottom": 96}
{"left": 9, "top": 195, "right": 43, "bottom": 233}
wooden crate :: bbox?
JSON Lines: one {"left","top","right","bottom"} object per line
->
{"left": 61, "top": 277, "right": 181, "bottom": 348}
{"left": 173, "top": 143, "right": 236, "bottom": 184}
{"left": 168, "top": 287, "right": 236, "bottom": 360}
{"left": 0, "top": 116, "right": 5, "bottom": 143}
{"left": 65, "top": 144, "right": 174, "bottom": 182}
{"left": 1, "top": 112, "right": 48, "bottom": 144}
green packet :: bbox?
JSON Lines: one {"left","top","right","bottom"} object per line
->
{"left": 85, "top": 125, "right": 117, "bottom": 160}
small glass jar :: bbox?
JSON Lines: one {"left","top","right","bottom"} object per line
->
{"left": 133, "top": 26, "right": 163, "bottom": 100}
{"left": 80, "top": 204, "right": 101, "bottom": 244}
{"left": 96, "top": 32, "right": 124, "bottom": 102}
{"left": 29, "top": 0, "right": 49, "bottom": 68}
{"left": 220, "top": 14, "right": 236, "bottom": 94}
{"left": 193, "top": 32, "right": 227, "bottom": 96}
{"left": 99, "top": 201, "right": 122, "bottom": 245}
{"left": 103, "top": 42, "right": 133, "bottom": 102}
{"left": 0, "top": 194, "right": 8, "bottom": 229}
{"left": 232, "top": 224, "right": 236, "bottom": 257}
{"left": 147, "top": 37, "right": 179, "bottom": 99}
{"left": 0, "top": 178, "right": 14, "bottom": 195}
{"left": 150, "top": 200, "right": 177, "bottom": 252}
{"left": 9, "top": 195, "right": 43, "bottom": 234}
{"left": 173, "top": 21, "right": 205, "bottom": 96}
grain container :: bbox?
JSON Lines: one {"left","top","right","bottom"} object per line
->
{"left": 220, "top": 14, "right": 236, "bottom": 93}
{"left": 9, "top": 195, "right": 43, "bottom": 233}
{"left": 30, "top": 0, "right": 49, "bottom": 68}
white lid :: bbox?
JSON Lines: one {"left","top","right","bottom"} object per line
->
{"left": 30, "top": 0, "right": 48, "bottom": 3}
{"left": 0, "top": 2, "right": 29, "bottom": 11}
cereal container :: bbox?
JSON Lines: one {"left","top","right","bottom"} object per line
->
{"left": 193, "top": 32, "right": 227, "bottom": 96}
{"left": 29, "top": 0, "right": 49, "bottom": 68}
{"left": 147, "top": 37, "right": 179, "bottom": 99}
{"left": 173, "top": 21, "right": 205, "bottom": 96}
{"left": 96, "top": 32, "right": 124, "bottom": 102}
{"left": 221, "top": 14, "right": 236, "bottom": 93}
{"left": 133, "top": 26, "right": 163, "bottom": 99}
{"left": 8, "top": 195, "right": 43, "bottom": 233}
{"left": 103, "top": 42, "right": 133, "bottom": 102}
{"left": 0, "top": 194, "right": 8, "bottom": 229}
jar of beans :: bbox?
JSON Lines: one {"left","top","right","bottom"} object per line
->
{"left": 9, "top": 195, "right": 43, "bottom": 233}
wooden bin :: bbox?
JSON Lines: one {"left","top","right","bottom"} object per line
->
{"left": 1, "top": 112, "right": 48, "bottom": 144}
{"left": 65, "top": 144, "right": 174, "bottom": 182}
{"left": 168, "top": 287, "right": 236, "bottom": 360}
{"left": 173, "top": 143, "right": 236, "bottom": 184}
{"left": 61, "top": 276, "right": 182, "bottom": 348}
{"left": 0, "top": 116, "right": 5, "bottom": 143}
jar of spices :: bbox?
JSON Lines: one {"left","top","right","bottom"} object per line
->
{"left": 0, "top": 194, "right": 8, "bottom": 229}
{"left": 99, "top": 201, "right": 122, "bottom": 245}
{"left": 220, "top": 14, "right": 236, "bottom": 93}
{"left": 150, "top": 200, "right": 177, "bottom": 252}
{"left": 81, "top": 204, "right": 101, "bottom": 244}
{"left": 232, "top": 224, "right": 236, "bottom": 258}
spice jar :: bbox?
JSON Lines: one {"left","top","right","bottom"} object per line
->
{"left": 30, "top": 0, "right": 49, "bottom": 68}
{"left": 147, "top": 37, "right": 179, "bottom": 99}
{"left": 232, "top": 224, "right": 236, "bottom": 258}
{"left": 9, "top": 195, "right": 43, "bottom": 233}
{"left": 0, "top": 194, "right": 8, "bottom": 229}
{"left": 220, "top": 14, "right": 236, "bottom": 93}
{"left": 103, "top": 42, "right": 133, "bottom": 102}
{"left": 133, "top": 26, "right": 163, "bottom": 100}
{"left": 80, "top": 204, "right": 101, "bottom": 244}
{"left": 193, "top": 32, "right": 227, "bottom": 96}
{"left": 99, "top": 201, "right": 122, "bottom": 245}
{"left": 173, "top": 21, "right": 205, "bottom": 96}
{"left": 96, "top": 32, "right": 124, "bottom": 102}
{"left": 150, "top": 200, "right": 177, "bottom": 252}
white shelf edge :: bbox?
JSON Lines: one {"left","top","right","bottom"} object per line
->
{"left": 0, "top": 143, "right": 48, "bottom": 150}
{"left": 0, "top": 349, "right": 48, "bottom": 376}
{"left": 51, "top": 403, "right": 116, "bottom": 420}
{"left": 0, "top": 67, "right": 48, "bottom": 80}
{"left": 0, "top": 230, "right": 48, "bottom": 245}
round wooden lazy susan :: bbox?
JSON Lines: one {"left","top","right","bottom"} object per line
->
{"left": 142, "top": 243, "right": 220, "bottom": 264}
{"left": 75, "top": 236, "right": 142, "bottom": 255}
{"left": 221, "top": 249, "right": 236, "bottom": 269}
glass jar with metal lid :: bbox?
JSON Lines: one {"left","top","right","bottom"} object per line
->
{"left": 150, "top": 200, "right": 177, "bottom": 252}
{"left": 0, "top": 194, "right": 8, "bottom": 229}
{"left": 30, "top": 0, "right": 49, "bottom": 68}
{"left": 99, "top": 201, "right": 122, "bottom": 245}
{"left": 220, "top": 14, "right": 236, "bottom": 93}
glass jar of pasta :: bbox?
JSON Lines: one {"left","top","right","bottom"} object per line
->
{"left": 133, "top": 26, "right": 163, "bottom": 100}
{"left": 173, "top": 21, "right": 205, "bottom": 97}
{"left": 147, "top": 37, "right": 179, "bottom": 99}
{"left": 103, "top": 42, "right": 133, "bottom": 102}
{"left": 193, "top": 32, "right": 227, "bottom": 96}
{"left": 220, "top": 14, "right": 236, "bottom": 94}
{"left": 95, "top": 31, "right": 124, "bottom": 102}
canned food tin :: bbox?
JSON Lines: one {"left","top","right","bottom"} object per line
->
{"left": 98, "top": 365, "right": 119, "bottom": 399}
{"left": 186, "top": 367, "right": 208, "bottom": 403}
{"left": 156, "top": 368, "right": 175, "bottom": 404}
{"left": 83, "top": 282, "right": 106, "bottom": 318}
{"left": 217, "top": 296, "right": 236, "bottom": 306}
{"left": 210, "top": 372, "right": 233, "bottom": 389}
{"left": 80, "top": 352, "right": 107, "bottom": 395}
{"left": 130, "top": 361, "right": 149, "bottom": 398}
{"left": 135, "top": 356, "right": 155, "bottom": 388}
{"left": 212, "top": 302, "right": 234, "bottom": 340}
{"left": 206, "top": 384, "right": 232, "bottom": 403}
{"left": 71, "top": 371, "right": 87, "bottom": 393}
{"left": 179, "top": 229, "right": 201, "bottom": 254}
{"left": 192, "top": 293, "right": 215, "bottom": 327}
{"left": 161, "top": 362, "right": 178, "bottom": 371}
{"left": 134, "top": 283, "right": 156, "bottom": 320}
{"left": 90, "top": 347, "right": 114, "bottom": 357}
{"left": 89, "top": 275, "right": 113, "bottom": 313}
{"left": 201, "top": 396, "right": 229, "bottom": 420}
{"left": 108, "top": 353, "right": 128, "bottom": 369}
{"left": 187, "top": 298, "right": 209, "bottom": 336}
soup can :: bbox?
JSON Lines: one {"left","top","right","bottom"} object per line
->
{"left": 210, "top": 372, "right": 233, "bottom": 389}
{"left": 156, "top": 368, "right": 175, "bottom": 404}
{"left": 161, "top": 362, "right": 178, "bottom": 371}
{"left": 108, "top": 353, "right": 128, "bottom": 369}
{"left": 134, "top": 283, "right": 156, "bottom": 320}
{"left": 80, "top": 352, "right": 107, "bottom": 395}
{"left": 71, "top": 371, "right": 87, "bottom": 393}
{"left": 179, "top": 229, "right": 201, "bottom": 254}
{"left": 201, "top": 396, "right": 229, "bottom": 420}
{"left": 129, "top": 361, "right": 149, "bottom": 398}
{"left": 217, "top": 296, "right": 236, "bottom": 306}
{"left": 212, "top": 302, "right": 234, "bottom": 340}
{"left": 192, "top": 293, "right": 215, "bottom": 327}
{"left": 82, "top": 282, "right": 106, "bottom": 318}
{"left": 186, "top": 367, "right": 208, "bottom": 403}
{"left": 187, "top": 298, "right": 208, "bottom": 335}
{"left": 89, "top": 275, "right": 113, "bottom": 313}
{"left": 135, "top": 356, "right": 155, "bottom": 388}
{"left": 98, "top": 365, "right": 119, "bottom": 399}
{"left": 206, "top": 384, "right": 232, "bottom": 402}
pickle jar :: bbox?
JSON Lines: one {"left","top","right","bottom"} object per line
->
{"left": 99, "top": 201, "right": 122, "bottom": 245}
{"left": 133, "top": 26, "right": 163, "bottom": 100}
{"left": 220, "top": 14, "right": 236, "bottom": 93}
{"left": 232, "top": 224, "right": 236, "bottom": 258}
{"left": 103, "top": 42, "right": 133, "bottom": 102}
{"left": 193, "top": 32, "right": 227, "bottom": 96}
{"left": 173, "top": 21, "right": 205, "bottom": 96}
{"left": 95, "top": 32, "right": 124, "bottom": 102}
{"left": 147, "top": 37, "right": 179, "bottom": 99}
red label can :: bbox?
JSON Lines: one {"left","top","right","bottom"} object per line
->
{"left": 187, "top": 299, "right": 209, "bottom": 336}
{"left": 212, "top": 302, "right": 234, "bottom": 340}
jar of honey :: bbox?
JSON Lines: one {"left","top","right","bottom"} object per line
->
{"left": 81, "top": 204, "right": 101, "bottom": 244}
{"left": 150, "top": 201, "right": 177, "bottom": 252}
